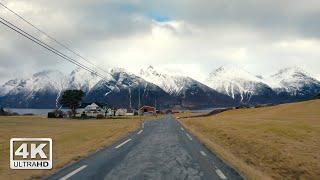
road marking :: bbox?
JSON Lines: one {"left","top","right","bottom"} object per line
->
{"left": 200, "top": 151, "right": 207, "bottom": 156}
{"left": 186, "top": 133, "right": 193, "bottom": 141}
{"left": 215, "top": 169, "right": 227, "bottom": 179}
{"left": 180, "top": 127, "right": 184, "bottom": 131}
{"left": 59, "top": 165, "right": 87, "bottom": 180}
{"left": 137, "top": 130, "right": 143, "bottom": 134}
{"left": 115, "top": 139, "right": 132, "bottom": 149}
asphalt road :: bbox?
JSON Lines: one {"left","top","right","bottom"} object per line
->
{"left": 47, "top": 115, "right": 242, "bottom": 180}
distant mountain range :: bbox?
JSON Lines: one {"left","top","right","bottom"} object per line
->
{"left": 1, "top": 65, "right": 319, "bottom": 109}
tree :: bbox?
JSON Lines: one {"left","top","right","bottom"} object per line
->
{"left": 59, "top": 90, "right": 84, "bottom": 117}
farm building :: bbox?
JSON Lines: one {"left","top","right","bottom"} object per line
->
{"left": 84, "top": 103, "right": 103, "bottom": 117}
{"left": 106, "top": 108, "right": 114, "bottom": 116}
{"left": 126, "top": 109, "right": 136, "bottom": 116}
{"left": 116, "top": 108, "right": 127, "bottom": 116}
{"left": 139, "top": 106, "right": 156, "bottom": 114}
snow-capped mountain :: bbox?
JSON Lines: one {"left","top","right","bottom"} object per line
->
{"left": 1, "top": 66, "right": 319, "bottom": 109}
{"left": 85, "top": 67, "right": 175, "bottom": 108}
{"left": 267, "top": 67, "right": 320, "bottom": 98}
{"left": 206, "top": 66, "right": 276, "bottom": 104}
{"left": 0, "top": 68, "right": 174, "bottom": 108}
{"left": 0, "top": 70, "right": 68, "bottom": 108}
{"left": 0, "top": 79, "right": 22, "bottom": 96}
{"left": 139, "top": 66, "right": 186, "bottom": 95}
{"left": 139, "top": 66, "right": 236, "bottom": 108}
{"left": 68, "top": 67, "right": 109, "bottom": 93}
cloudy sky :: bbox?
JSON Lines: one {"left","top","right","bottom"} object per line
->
{"left": 0, "top": 0, "right": 320, "bottom": 83}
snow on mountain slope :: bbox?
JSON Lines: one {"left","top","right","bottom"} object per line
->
{"left": 139, "top": 66, "right": 185, "bottom": 95}
{"left": 0, "top": 70, "right": 68, "bottom": 108}
{"left": 85, "top": 67, "right": 174, "bottom": 108}
{"left": 68, "top": 67, "right": 111, "bottom": 93}
{"left": 0, "top": 79, "right": 22, "bottom": 96}
{"left": 206, "top": 66, "right": 274, "bottom": 103}
{"left": 139, "top": 66, "right": 236, "bottom": 107}
{"left": 3, "top": 70, "right": 67, "bottom": 96}
{"left": 1, "top": 66, "right": 319, "bottom": 108}
{"left": 139, "top": 66, "right": 211, "bottom": 96}
{"left": 267, "top": 67, "right": 320, "bottom": 96}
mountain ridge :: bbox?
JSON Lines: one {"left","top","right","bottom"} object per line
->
{"left": 0, "top": 66, "right": 319, "bottom": 108}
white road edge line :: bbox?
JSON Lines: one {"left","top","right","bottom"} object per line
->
{"left": 200, "top": 151, "right": 207, "bottom": 156}
{"left": 180, "top": 127, "right": 184, "bottom": 131}
{"left": 137, "top": 130, "right": 143, "bottom": 134}
{"left": 216, "top": 169, "right": 227, "bottom": 179}
{"left": 115, "top": 139, "right": 132, "bottom": 149}
{"left": 186, "top": 133, "right": 193, "bottom": 141}
{"left": 59, "top": 165, "right": 87, "bottom": 180}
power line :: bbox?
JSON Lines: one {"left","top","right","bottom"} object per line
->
{"left": 0, "top": 16, "right": 108, "bottom": 80}
{"left": 0, "top": 2, "right": 110, "bottom": 76}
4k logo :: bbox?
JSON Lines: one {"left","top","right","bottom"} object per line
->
{"left": 10, "top": 138, "right": 52, "bottom": 169}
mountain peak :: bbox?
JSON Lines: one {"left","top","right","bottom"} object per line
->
{"left": 139, "top": 66, "right": 203, "bottom": 95}
{"left": 206, "top": 65, "right": 273, "bottom": 102}
{"left": 140, "top": 65, "right": 161, "bottom": 77}
{"left": 268, "top": 67, "right": 320, "bottom": 95}
{"left": 273, "top": 66, "right": 308, "bottom": 77}
{"left": 110, "top": 67, "right": 130, "bottom": 74}
{"left": 209, "top": 65, "right": 263, "bottom": 83}
{"left": 147, "top": 65, "right": 155, "bottom": 70}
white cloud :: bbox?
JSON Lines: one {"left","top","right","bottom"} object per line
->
{"left": 0, "top": 0, "right": 320, "bottom": 83}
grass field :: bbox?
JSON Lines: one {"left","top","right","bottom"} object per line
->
{"left": 178, "top": 100, "right": 320, "bottom": 180}
{"left": 0, "top": 116, "right": 141, "bottom": 179}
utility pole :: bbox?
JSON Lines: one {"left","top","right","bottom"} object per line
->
{"left": 129, "top": 83, "right": 132, "bottom": 110}
{"left": 154, "top": 98, "right": 157, "bottom": 117}
{"left": 138, "top": 85, "right": 142, "bottom": 123}
{"left": 138, "top": 86, "right": 141, "bottom": 110}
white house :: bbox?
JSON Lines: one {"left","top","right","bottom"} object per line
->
{"left": 126, "top": 109, "right": 136, "bottom": 116}
{"left": 84, "top": 103, "right": 102, "bottom": 117}
{"left": 115, "top": 108, "right": 127, "bottom": 116}
{"left": 106, "top": 108, "right": 114, "bottom": 116}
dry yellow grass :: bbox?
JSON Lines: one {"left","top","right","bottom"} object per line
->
{"left": 179, "top": 100, "right": 320, "bottom": 180}
{"left": 0, "top": 116, "right": 140, "bottom": 179}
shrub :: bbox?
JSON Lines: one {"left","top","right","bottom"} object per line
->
{"left": 48, "top": 110, "right": 64, "bottom": 118}
{"left": 48, "top": 112, "right": 56, "bottom": 118}
{"left": 96, "top": 114, "right": 105, "bottom": 119}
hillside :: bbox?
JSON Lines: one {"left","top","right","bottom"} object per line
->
{"left": 179, "top": 99, "right": 320, "bottom": 179}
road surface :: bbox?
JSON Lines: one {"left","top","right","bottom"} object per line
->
{"left": 47, "top": 115, "right": 242, "bottom": 180}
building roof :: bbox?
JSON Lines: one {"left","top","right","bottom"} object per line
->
{"left": 140, "top": 105, "right": 155, "bottom": 109}
{"left": 139, "top": 106, "right": 156, "bottom": 111}
{"left": 85, "top": 103, "right": 100, "bottom": 110}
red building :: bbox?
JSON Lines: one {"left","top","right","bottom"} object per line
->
{"left": 139, "top": 106, "right": 156, "bottom": 114}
